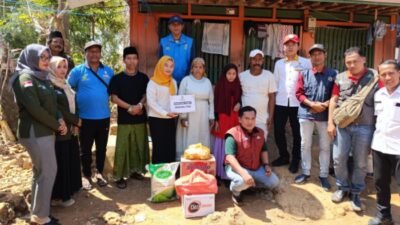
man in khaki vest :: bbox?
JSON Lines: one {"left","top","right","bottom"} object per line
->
{"left": 327, "top": 47, "right": 378, "bottom": 212}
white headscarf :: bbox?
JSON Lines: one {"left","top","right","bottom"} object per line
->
{"left": 48, "top": 56, "right": 76, "bottom": 114}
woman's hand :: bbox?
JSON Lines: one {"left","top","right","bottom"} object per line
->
{"left": 167, "top": 112, "right": 178, "bottom": 118}
{"left": 233, "top": 103, "right": 241, "bottom": 112}
{"left": 58, "top": 119, "right": 68, "bottom": 135}
{"left": 213, "top": 121, "right": 220, "bottom": 132}
{"left": 180, "top": 119, "right": 188, "bottom": 127}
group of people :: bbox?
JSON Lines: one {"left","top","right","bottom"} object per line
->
{"left": 9, "top": 14, "right": 399, "bottom": 225}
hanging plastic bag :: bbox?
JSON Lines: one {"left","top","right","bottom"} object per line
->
{"left": 183, "top": 143, "right": 211, "bottom": 160}
{"left": 147, "top": 162, "right": 179, "bottom": 203}
{"left": 175, "top": 169, "right": 218, "bottom": 197}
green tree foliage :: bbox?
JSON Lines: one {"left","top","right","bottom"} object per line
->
{"left": 68, "top": 0, "right": 126, "bottom": 71}
{"left": 0, "top": 0, "right": 128, "bottom": 71}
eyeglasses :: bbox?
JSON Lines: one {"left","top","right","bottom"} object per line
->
{"left": 40, "top": 55, "right": 51, "bottom": 62}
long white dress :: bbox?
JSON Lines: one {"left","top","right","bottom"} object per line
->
{"left": 176, "top": 75, "right": 214, "bottom": 160}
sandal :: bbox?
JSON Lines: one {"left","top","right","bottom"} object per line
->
{"left": 82, "top": 177, "right": 93, "bottom": 190}
{"left": 91, "top": 172, "right": 108, "bottom": 187}
{"left": 130, "top": 172, "right": 144, "bottom": 180}
{"left": 116, "top": 179, "right": 127, "bottom": 189}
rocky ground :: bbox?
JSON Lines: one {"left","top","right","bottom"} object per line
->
{"left": 1, "top": 120, "right": 399, "bottom": 225}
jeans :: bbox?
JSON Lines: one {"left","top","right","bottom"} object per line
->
{"left": 226, "top": 166, "right": 280, "bottom": 196}
{"left": 333, "top": 124, "right": 374, "bottom": 194}
{"left": 372, "top": 150, "right": 400, "bottom": 219}
{"left": 299, "top": 119, "right": 331, "bottom": 177}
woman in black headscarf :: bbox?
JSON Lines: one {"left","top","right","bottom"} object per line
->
{"left": 10, "top": 44, "right": 66, "bottom": 225}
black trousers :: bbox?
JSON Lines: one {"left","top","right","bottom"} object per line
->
{"left": 372, "top": 150, "right": 400, "bottom": 219}
{"left": 273, "top": 105, "right": 301, "bottom": 162}
{"left": 148, "top": 117, "right": 176, "bottom": 164}
{"left": 80, "top": 118, "right": 110, "bottom": 177}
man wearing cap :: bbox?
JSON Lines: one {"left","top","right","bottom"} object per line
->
{"left": 47, "top": 31, "right": 75, "bottom": 73}
{"left": 109, "top": 46, "right": 149, "bottom": 189}
{"left": 327, "top": 47, "right": 378, "bottom": 212}
{"left": 294, "top": 44, "right": 337, "bottom": 190}
{"left": 239, "top": 49, "right": 277, "bottom": 139}
{"left": 272, "top": 34, "right": 312, "bottom": 174}
{"left": 68, "top": 41, "right": 114, "bottom": 190}
{"left": 159, "top": 15, "right": 195, "bottom": 85}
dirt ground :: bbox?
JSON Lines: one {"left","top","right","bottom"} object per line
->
{"left": 1, "top": 124, "right": 399, "bottom": 225}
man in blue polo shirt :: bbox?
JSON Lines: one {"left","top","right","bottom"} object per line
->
{"left": 68, "top": 41, "right": 114, "bottom": 190}
{"left": 159, "top": 15, "right": 195, "bottom": 85}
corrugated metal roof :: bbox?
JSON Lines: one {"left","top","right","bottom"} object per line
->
{"left": 304, "top": 0, "right": 400, "bottom": 7}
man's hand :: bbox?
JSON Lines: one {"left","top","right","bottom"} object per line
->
{"left": 309, "top": 101, "right": 326, "bottom": 113}
{"left": 264, "top": 165, "right": 272, "bottom": 176}
{"left": 233, "top": 103, "right": 241, "bottom": 112}
{"left": 327, "top": 122, "right": 336, "bottom": 140}
{"left": 131, "top": 104, "right": 142, "bottom": 115}
{"left": 242, "top": 172, "right": 255, "bottom": 187}
{"left": 266, "top": 118, "right": 273, "bottom": 131}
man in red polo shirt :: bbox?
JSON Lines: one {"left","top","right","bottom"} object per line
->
{"left": 225, "top": 106, "right": 280, "bottom": 205}
{"left": 327, "top": 47, "right": 378, "bottom": 212}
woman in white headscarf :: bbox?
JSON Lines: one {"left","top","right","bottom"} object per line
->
{"left": 48, "top": 56, "right": 82, "bottom": 208}
{"left": 11, "top": 44, "right": 67, "bottom": 225}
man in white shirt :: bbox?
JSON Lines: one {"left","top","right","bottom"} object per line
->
{"left": 239, "top": 49, "right": 277, "bottom": 139}
{"left": 272, "top": 34, "right": 312, "bottom": 173}
{"left": 368, "top": 60, "right": 400, "bottom": 225}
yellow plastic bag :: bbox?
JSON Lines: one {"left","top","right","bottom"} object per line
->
{"left": 183, "top": 143, "right": 211, "bottom": 160}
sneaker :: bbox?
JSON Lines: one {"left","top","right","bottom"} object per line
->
{"left": 231, "top": 193, "right": 243, "bottom": 206}
{"left": 350, "top": 194, "right": 362, "bottom": 212}
{"left": 319, "top": 177, "right": 331, "bottom": 191}
{"left": 294, "top": 174, "right": 310, "bottom": 184}
{"left": 368, "top": 217, "right": 394, "bottom": 225}
{"left": 331, "top": 190, "right": 348, "bottom": 203}
{"left": 288, "top": 160, "right": 300, "bottom": 174}
{"left": 92, "top": 172, "right": 108, "bottom": 187}
{"left": 271, "top": 157, "right": 290, "bottom": 167}
{"left": 82, "top": 176, "right": 93, "bottom": 190}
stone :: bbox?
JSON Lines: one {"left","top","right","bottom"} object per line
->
{"left": 0, "top": 202, "right": 15, "bottom": 224}
{"left": 103, "top": 211, "right": 121, "bottom": 225}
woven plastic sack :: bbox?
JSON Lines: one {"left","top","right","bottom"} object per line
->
{"left": 147, "top": 162, "right": 179, "bottom": 203}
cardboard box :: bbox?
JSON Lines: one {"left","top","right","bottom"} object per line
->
{"left": 180, "top": 156, "right": 216, "bottom": 177}
{"left": 183, "top": 194, "right": 215, "bottom": 218}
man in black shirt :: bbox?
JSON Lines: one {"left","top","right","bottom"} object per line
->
{"left": 109, "top": 46, "right": 149, "bottom": 189}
